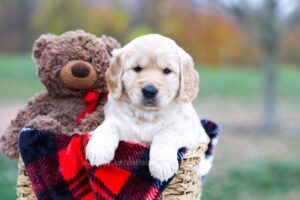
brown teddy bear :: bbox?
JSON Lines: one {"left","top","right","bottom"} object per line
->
{"left": 0, "top": 30, "right": 120, "bottom": 159}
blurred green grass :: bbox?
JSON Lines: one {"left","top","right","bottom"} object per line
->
{"left": 0, "top": 155, "right": 17, "bottom": 200}
{"left": 0, "top": 54, "right": 299, "bottom": 101}
{"left": 0, "top": 54, "right": 43, "bottom": 101}
{"left": 203, "top": 161, "right": 300, "bottom": 200}
{"left": 198, "top": 66, "right": 300, "bottom": 101}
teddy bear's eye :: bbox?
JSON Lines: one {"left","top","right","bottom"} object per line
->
{"left": 87, "top": 56, "right": 93, "bottom": 63}
{"left": 68, "top": 55, "right": 73, "bottom": 61}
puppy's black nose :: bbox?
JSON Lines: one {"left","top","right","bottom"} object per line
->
{"left": 142, "top": 85, "right": 158, "bottom": 99}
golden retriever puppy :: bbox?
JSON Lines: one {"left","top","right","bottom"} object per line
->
{"left": 86, "top": 34, "right": 209, "bottom": 181}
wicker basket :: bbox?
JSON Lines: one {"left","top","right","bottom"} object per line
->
{"left": 17, "top": 143, "right": 207, "bottom": 200}
{"left": 17, "top": 157, "right": 36, "bottom": 200}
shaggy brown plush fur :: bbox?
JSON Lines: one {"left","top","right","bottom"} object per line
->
{"left": 0, "top": 30, "right": 120, "bottom": 159}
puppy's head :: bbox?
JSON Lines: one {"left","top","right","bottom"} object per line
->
{"left": 106, "top": 34, "right": 199, "bottom": 111}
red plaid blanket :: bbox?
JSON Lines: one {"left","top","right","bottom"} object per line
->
{"left": 19, "top": 128, "right": 186, "bottom": 200}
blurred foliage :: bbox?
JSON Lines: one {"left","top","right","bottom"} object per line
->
{"left": 31, "top": 0, "right": 86, "bottom": 35}
{"left": 125, "top": 26, "right": 153, "bottom": 43}
{"left": 280, "top": 26, "right": 300, "bottom": 64}
{"left": 31, "top": 0, "right": 129, "bottom": 41}
{"left": 0, "top": 0, "right": 300, "bottom": 66}
{"left": 157, "top": 7, "right": 263, "bottom": 65}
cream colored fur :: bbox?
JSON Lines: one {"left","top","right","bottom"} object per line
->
{"left": 86, "top": 34, "right": 209, "bottom": 181}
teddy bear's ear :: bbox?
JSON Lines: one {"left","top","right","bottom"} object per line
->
{"left": 99, "top": 35, "right": 121, "bottom": 56}
{"left": 32, "top": 34, "right": 56, "bottom": 60}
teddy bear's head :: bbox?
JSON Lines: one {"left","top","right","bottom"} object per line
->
{"left": 33, "top": 30, "right": 120, "bottom": 97}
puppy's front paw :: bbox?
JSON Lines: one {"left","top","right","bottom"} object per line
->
{"left": 149, "top": 150, "right": 179, "bottom": 182}
{"left": 86, "top": 133, "right": 117, "bottom": 166}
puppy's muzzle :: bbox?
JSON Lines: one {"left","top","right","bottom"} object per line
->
{"left": 141, "top": 85, "right": 158, "bottom": 107}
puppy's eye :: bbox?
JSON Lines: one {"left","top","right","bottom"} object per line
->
{"left": 163, "top": 68, "right": 172, "bottom": 75}
{"left": 133, "top": 65, "right": 142, "bottom": 73}
{"left": 87, "top": 56, "right": 93, "bottom": 63}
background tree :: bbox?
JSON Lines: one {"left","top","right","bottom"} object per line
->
{"left": 31, "top": 0, "right": 129, "bottom": 42}
{"left": 218, "top": 0, "right": 281, "bottom": 130}
{"left": 0, "top": 0, "right": 33, "bottom": 52}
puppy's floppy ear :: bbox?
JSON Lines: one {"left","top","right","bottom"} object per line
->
{"left": 178, "top": 50, "right": 199, "bottom": 103}
{"left": 32, "top": 34, "right": 56, "bottom": 60}
{"left": 105, "top": 48, "right": 123, "bottom": 100}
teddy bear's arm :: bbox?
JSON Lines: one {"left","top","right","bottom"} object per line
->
{"left": 79, "top": 105, "right": 105, "bottom": 132}
{"left": 0, "top": 93, "right": 52, "bottom": 159}
{"left": 0, "top": 108, "right": 29, "bottom": 159}
{"left": 27, "top": 115, "right": 67, "bottom": 134}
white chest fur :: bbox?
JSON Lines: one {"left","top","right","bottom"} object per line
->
{"left": 103, "top": 96, "right": 208, "bottom": 147}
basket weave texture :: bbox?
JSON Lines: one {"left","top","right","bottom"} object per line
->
{"left": 17, "top": 157, "right": 36, "bottom": 200}
{"left": 17, "top": 143, "right": 206, "bottom": 200}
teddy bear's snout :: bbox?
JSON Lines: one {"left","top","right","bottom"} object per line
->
{"left": 60, "top": 60, "right": 97, "bottom": 90}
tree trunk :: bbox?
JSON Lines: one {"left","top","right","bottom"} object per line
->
{"left": 262, "top": 0, "right": 278, "bottom": 131}
{"left": 18, "top": 0, "right": 31, "bottom": 52}
{"left": 263, "top": 52, "right": 277, "bottom": 130}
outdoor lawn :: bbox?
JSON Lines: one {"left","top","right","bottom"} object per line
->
{"left": 0, "top": 54, "right": 299, "bottom": 200}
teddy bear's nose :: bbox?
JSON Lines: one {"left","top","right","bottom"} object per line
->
{"left": 71, "top": 63, "right": 90, "bottom": 78}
